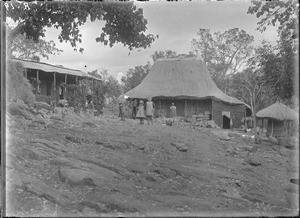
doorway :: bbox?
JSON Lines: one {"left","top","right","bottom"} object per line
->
{"left": 223, "top": 115, "right": 230, "bottom": 129}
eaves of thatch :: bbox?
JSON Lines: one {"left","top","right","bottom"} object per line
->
{"left": 256, "top": 101, "right": 299, "bottom": 121}
{"left": 125, "top": 57, "right": 246, "bottom": 106}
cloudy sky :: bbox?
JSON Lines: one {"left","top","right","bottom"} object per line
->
{"left": 41, "top": 0, "right": 278, "bottom": 81}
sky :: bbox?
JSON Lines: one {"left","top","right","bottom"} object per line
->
{"left": 40, "top": 0, "right": 278, "bottom": 82}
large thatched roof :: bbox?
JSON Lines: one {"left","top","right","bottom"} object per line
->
{"left": 125, "top": 57, "right": 245, "bottom": 105}
{"left": 256, "top": 101, "right": 298, "bottom": 121}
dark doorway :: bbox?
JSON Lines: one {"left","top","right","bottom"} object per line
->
{"left": 223, "top": 115, "right": 230, "bottom": 129}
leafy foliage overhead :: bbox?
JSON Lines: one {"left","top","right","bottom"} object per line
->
{"left": 121, "top": 62, "right": 151, "bottom": 93}
{"left": 11, "top": 33, "right": 63, "bottom": 61}
{"left": 5, "top": 1, "right": 157, "bottom": 52}
{"left": 247, "top": 0, "right": 299, "bottom": 39}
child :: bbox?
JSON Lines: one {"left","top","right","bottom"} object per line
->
{"left": 136, "top": 100, "right": 146, "bottom": 124}
{"left": 170, "top": 103, "right": 177, "bottom": 123}
{"left": 145, "top": 97, "right": 155, "bottom": 125}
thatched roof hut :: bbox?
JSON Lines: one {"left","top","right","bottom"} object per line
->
{"left": 126, "top": 57, "right": 244, "bottom": 104}
{"left": 256, "top": 101, "right": 298, "bottom": 137}
{"left": 256, "top": 101, "right": 298, "bottom": 121}
{"left": 125, "top": 57, "right": 247, "bottom": 129}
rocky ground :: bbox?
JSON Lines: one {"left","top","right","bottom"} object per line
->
{"left": 4, "top": 102, "right": 299, "bottom": 217}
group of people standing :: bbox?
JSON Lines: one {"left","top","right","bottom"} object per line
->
{"left": 118, "top": 95, "right": 177, "bottom": 125}
{"left": 136, "top": 97, "right": 155, "bottom": 125}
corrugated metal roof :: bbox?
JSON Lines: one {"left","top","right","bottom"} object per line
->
{"left": 10, "top": 58, "right": 101, "bottom": 81}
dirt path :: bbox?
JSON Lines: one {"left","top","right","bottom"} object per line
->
{"left": 5, "top": 110, "right": 299, "bottom": 217}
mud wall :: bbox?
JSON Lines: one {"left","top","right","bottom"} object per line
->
{"left": 153, "top": 99, "right": 212, "bottom": 118}
{"left": 212, "top": 100, "right": 246, "bottom": 129}
{"left": 266, "top": 119, "right": 285, "bottom": 137}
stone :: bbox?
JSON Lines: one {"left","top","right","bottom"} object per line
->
{"left": 65, "top": 153, "right": 123, "bottom": 175}
{"left": 153, "top": 168, "right": 177, "bottom": 178}
{"left": 128, "top": 164, "right": 148, "bottom": 174}
{"left": 66, "top": 136, "right": 85, "bottom": 144}
{"left": 28, "top": 107, "right": 38, "bottom": 115}
{"left": 82, "top": 122, "right": 98, "bottom": 128}
{"left": 20, "top": 147, "right": 44, "bottom": 160}
{"left": 34, "top": 101, "right": 52, "bottom": 111}
{"left": 242, "top": 145, "right": 253, "bottom": 152}
{"left": 290, "top": 179, "right": 299, "bottom": 185}
{"left": 8, "top": 170, "right": 77, "bottom": 207}
{"left": 170, "top": 142, "right": 188, "bottom": 152}
{"left": 86, "top": 193, "right": 139, "bottom": 213}
{"left": 227, "top": 132, "right": 236, "bottom": 137}
{"left": 59, "top": 169, "right": 96, "bottom": 186}
{"left": 80, "top": 201, "right": 108, "bottom": 213}
{"left": 7, "top": 102, "right": 33, "bottom": 120}
{"left": 34, "top": 114, "right": 46, "bottom": 125}
{"left": 166, "top": 120, "right": 173, "bottom": 126}
{"left": 37, "top": 108, "right": 49, "bottom": 115}
{"left": 31, "top": 139, "right": 69, "bottom": 153}
{"left": 245, "top": 154, "right": 262, "bottom": 166}
{"left": 206, "top": 120, "right": 218, "bottom": 128}
{"left": 50, "top": 114, "right": 62, "bottom": 121}
{"left": 212, "top": 131, "right": 231, "bottom": 141}
{"left": 268, "top": 136, "right": 279, "bottom": 144}
{"left": 59, "top": 166, "right": 119, "bottom": 187}
{"left": 80, "top": 207, "right": 101, "bottom": 216}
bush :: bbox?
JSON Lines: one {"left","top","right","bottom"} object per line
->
{"left": 7, "top": 61, "right": 35, "bottom": 105}
{"left": 66, "top": 79, "right": 106, "bottom": 115}
{"left": 66, "top": 84, "right": 86, "bottom": 113}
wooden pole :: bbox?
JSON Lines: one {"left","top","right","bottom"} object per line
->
{"left": 24, "top": 69, "right": 27, "bottom": 78}
{"left": 36, "top": 70, "right": 40, "bottom": 93}
{"left": 184, "top": 100, "right": 187, "bottom": 120}
{"left": 271, "top": 119, "right": 274, "bottom": 137}
{"left": 64, "top": 74, "right": 67, "bottom": 100}
{"left": 261, "top": 118, "right": 264, "bottom": 132}
{"left": 53, "top": 72, "right": 57, "bottom": 106}
{"left": 53, "top": 72, "right": 56, "bottom": 91}
{"left": 159, "top": 100, "right": 161, "bottom": 117}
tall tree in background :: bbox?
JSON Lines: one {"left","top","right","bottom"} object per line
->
{"left": 191, "top": 28, "right": 254, "bottom": 92}
{"left": 4, "top": 1, "right": 157, "bottom": 54}
{"left": 254, "top": 39, "right": 295, "bottom": 104}
{"left": 121, "top": 62, "right": 151, "bottom": 92}
{"left": 237, "top": 67, "right": 269, "bottom": 143}
{"left": 88, "top": 69, "right": 122, "bottom": 98}
{"left": 248, "top": 0, "right": 298, "bottom": 106}
{"left": 150, "top": 50, "right": 195, "bottom": 62}
{"left": 10, "top": 33, "right": 63, "bottom": 61}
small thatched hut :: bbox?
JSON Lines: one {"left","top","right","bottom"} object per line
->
{"left": 125, "top": 57, "right": 248, "bottom": 129}
{"left": 256, "top": 101, "right": 299, "bottom": 137}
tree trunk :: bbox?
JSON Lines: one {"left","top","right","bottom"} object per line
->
{"left": 252, "top": 94, "right": 260, "bottom": 144}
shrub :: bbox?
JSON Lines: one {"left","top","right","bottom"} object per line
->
{"left": 66, "top": 79, "right": 105, "bottom": 115}
{"left": 66, "top": 84, "right": 86, "bottom": 113}
{"left": 7, "top": 61, "right": 35, "bottom": 105}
